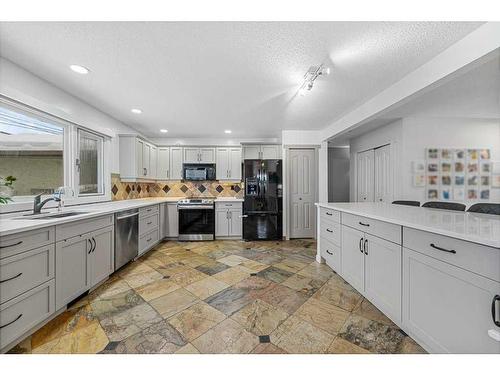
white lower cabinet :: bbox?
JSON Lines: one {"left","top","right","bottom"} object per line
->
{"left": 165, "top": 203, "right": 179, "bottom": 237}
{"left": 340, "top": 225, "right": 365, "bottom": 293}
{"left": 215, "top": 202, "right": 242, "bottom": 238}
{"left": 403, "top": 247, "right": 500, "bottom": 353}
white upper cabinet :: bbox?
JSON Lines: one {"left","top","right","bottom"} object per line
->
{"left": 157, "top": 147, "right": 170, "bottom": 180}
{"left": 216, "top": 147, "right": 241, "bottom": 181}
{"left": 184, "top": 147, "right": 215, "bottom": 163}
{"left": 170, "top": 147, "right": 183, "bottom": 179}
{"left": 157, "top": 147, "right": 183, "bottom": 180}
{"left": 149, "top": 145, "right": 157, "bottom": 179}
{"left": 242, "top": 144, "right": 281, "bottom": 160}
{"left": 119, "top": 135, "right": 157, "bottom": 182}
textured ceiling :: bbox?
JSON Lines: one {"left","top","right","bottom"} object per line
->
{"left": 0, "top": 22, "right": 483, "bottom": 138}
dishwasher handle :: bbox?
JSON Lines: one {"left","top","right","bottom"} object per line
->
{"left": 116, "top": 212, "right": 139, "bottom": 220}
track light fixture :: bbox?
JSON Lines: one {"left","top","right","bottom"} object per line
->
{"left": 298, "top": 64, "right": 330, "bottom": 96}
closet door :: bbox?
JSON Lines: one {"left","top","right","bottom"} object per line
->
{"left": 356, "top": 149, "right": 374, "bottom": 202}
{"left": 374, "top": 145, "right": 392, "bottom": 203}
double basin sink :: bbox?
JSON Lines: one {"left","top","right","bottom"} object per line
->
{"left": 13, "top": 211, "right": 89, "bottom": 220}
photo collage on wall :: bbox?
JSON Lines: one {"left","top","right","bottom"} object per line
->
{"left": 412, "top": 148, "right": 493, "bottom": 201}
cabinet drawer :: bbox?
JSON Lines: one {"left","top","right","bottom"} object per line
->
{"left": 56, "top": 215, "right": 113, "bottom": 242}
{"left": 403, "top": 227, "right": 500, "bottom": 282}
{"left": 320, "top": 207, "right": 340, "bottom": 223}
{"left": 0, "top": 227, "right": 55, "bottom": 259}
{"left": 139, "top": 204, "right": 159, "bottom": 218}
{"left": 342, "top": 213, "right": 401, "bottom": 244}
{"left": 321, "top": 237, "right": 341, "bottom": 273}
{"left": 0, "top": 245, "right": 55, "bottom": 304}
{"left": 139, "top": 213, "right": 159, "bottom": 234}
{"left": 320, "top": 220, "right": 341, "bottom": 246}
{"left": 139, "top": 229, "right": 159, "bottom": 255}
{"left": 0, "top": 280, "right": 55, "bottom": 350}
{"left": 215, "top": 202, "right": 242, "bottom": 209}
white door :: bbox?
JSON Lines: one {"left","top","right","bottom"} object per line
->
{"left": 216, "top": 148, "right": 229, "bottom": 180}
{"left": 90, "top": 226, "right": 114, "bottom": 288}
{"left": 136, "top": 139, "right": 144, "bottom": 177}
{"left": 184, "top": 147, "right": 200, "bottom": 163}
{"left": 228, "top": 208, "right": 242, "bottom": 237}
{"left": 200, "top": 148, "right": 216, "bottom": 163}
{"left": 374, "top": 144, "right": 392, "bottom": 203}
{"left": 403, "top": 248, "right": 500, "bottom": 353}
{"left": 170, "top": 147, "right": 183, "bottom": 179}
{"left": 215, "top": 210, "right": 229, "bottom": 237}
{"left": 289, "top": 148, "right": 316, "bottom": 238}
{"left": 142, "top": 142, "right": 151, "bottom": 177}
{"left": 157, "top": 147, "right": 170, "bottom": 180}
{"left": 261, "top": 145, "right": 281, "bottom": 159}
{"left": 341, "top": 225, "right": 365, "bottom": 293}
{"left": 356, "top": 149, "right": 374, "bottom": 202}
{"left": 150, "top": 146, "right": 157, "bottom": 179}
{"left": 364, "top": 233, "right": 401, "bottom": 324}
{"left": 165, "top": 203, "right": 179, "bottom": 237}
{"left": 243, "top": 145, "right": 260, "bottom": 159}
{"left": 228, "top": 148, "right": 242, "bottom": 180}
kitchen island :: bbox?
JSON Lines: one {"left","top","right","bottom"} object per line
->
{"left": 315, "top": 202, "right": 500, "bottom": 354}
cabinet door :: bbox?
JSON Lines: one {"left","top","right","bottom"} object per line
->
{"left": 200, "top": 148, "right": 216, "bottom": 163}
{"left": 364, "top": 233, "right": 401, "bottom": 324}
{"left": 157, "top": 147, "right": 170, "bottom": 180}
{"left": 356, "top": 149, "right": 374, "bottom": 202}
{"left": 216, "top": 148, "right": 229, "bottom": 180}
{"left": 142, "top": 142, "right": 151, "bottom": 177}
{"left": 374, "top": 144, "right": 392, "bottom": 203}
{"left": 403, "top": 248, "right": 500, "bottom": 353}
{"left": 215, "top": 210, "right": 229, "bottom": 237}
{"left": 136, "top": 139, "right": 144, "bottom": 177}
{"left": 184, "top": 147, "right": 200, "bottom": 163}
{"left": 90, "top": 226, "right": 114, "bottom": 288}
{"left": 341, "top": 225, "right": 365, "bottom": 293}
{"left": 228, "top": 208, "right": 242, "bottom": 237}
{"left": 261, "top": 145, "right": 281, "bottom": 160}
{"left": 228, "top": 148, "right": 242, "bottom": 180}
{"left": 170, "top": 147, "right": 183, "bottom": 179}
{"left": 165, "top": 203, "right": 179, "bottom": 237}
{"left": 243, "top": 145, "right": 260, "bottom": 160}
{"left": 55, "top": 235, "right": 90, "bottom": 309}
{"left": 150, "top": 146, "right": 157, "bottom": 179}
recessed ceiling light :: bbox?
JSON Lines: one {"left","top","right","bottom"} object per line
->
{"left": 224, "top": 130, "right": 232, "bottom": 134}
{"left": 160, "top": 129, "right": 168, "bottom": 133}
{"left": 70, "top": 65, "right": 90, "bottom": 74}
{"left": 131, "top": 108, "right": 142, "bottom": 114}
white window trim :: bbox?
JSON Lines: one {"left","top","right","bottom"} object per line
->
{"left": 0, "top": 96, "right": 111, "bottom": 214}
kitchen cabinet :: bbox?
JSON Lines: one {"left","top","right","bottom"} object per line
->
{"left": 158, "top": 147, "right": 183, "bottom": 180}
{"left": 150, "top": 145, "right": 157, "bottom": 179}
{"left": 340, "top": 225, "right": 365, "bottom": 292}
{"left": 215, "top": 202, "right": 242, "bottom": 238}
{"left": 170, "top": 147, "right": 183, "bottom": 180}
{"left": 242, "top": 144, "right": 281, "bottom": 160}
{"left": 55, "top": 225, "right": 114, "bottom": 310}
{"left": 216, "top": 147, "right": 242, "bottom": 181}
{"left": 119, "top": 135, "right": 157, "bottom": 182}
{"left": 403, "top": 247, "right": 500, "bottom": 353}
{"left": 164, "top": 202, "right": 179, "bottom": 237}
{"left": 157, "top": 147, "right": 171, "bottom": 180}
{"left": 183, "top": 147, "right": 215, "bottom": 164}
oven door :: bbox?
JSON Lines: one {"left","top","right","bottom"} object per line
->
{"left": 178, "top": 207, "right": 215, "bottom": 241}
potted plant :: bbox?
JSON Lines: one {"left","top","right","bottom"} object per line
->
{"left": 0, "top": 176, "right": 16, "bottom": 204}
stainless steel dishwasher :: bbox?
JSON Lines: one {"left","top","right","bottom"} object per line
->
{"left": 114, "top": 209, "right": 139, "bottom": 270}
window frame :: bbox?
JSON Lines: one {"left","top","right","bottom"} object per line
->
{"left": 0, "top": 96, "right": 111, "bottom": 213}
{"left": 75, "top": 128, "right": 105, "bottom": 197}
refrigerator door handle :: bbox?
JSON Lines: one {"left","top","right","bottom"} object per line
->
{"left": 240, "top": 215, "right": 248, "bottom": 218}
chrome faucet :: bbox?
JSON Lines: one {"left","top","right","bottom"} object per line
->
{"left": 33, "top": 193, "right": 60, "bottom": 215}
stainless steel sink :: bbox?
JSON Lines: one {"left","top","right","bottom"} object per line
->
{"left": 13, "top": 211, "right": 89, "bottom": 220}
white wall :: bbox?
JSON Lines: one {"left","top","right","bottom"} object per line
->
{"left": 401, "top": 117, "right": 500, "bottom": 203}
{"left": 0, "top": 57, "right": 138, "bottom": 173}
{"left": 282, "top": 130, "right": 321, "bottom": 145}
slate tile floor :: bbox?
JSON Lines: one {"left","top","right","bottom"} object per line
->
{"left": 8, "top": 239, "right": 426, "bottom": 354}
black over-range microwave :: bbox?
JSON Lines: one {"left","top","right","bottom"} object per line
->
{"left": 183, "top": 164, "right": 216, "bottom": 181}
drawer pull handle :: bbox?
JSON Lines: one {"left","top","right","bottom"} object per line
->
{"left": 326, "top": 228, "right": 333, "bottom": 233}
{"left": 359, "top": 222, "right": 370, "bottom": 227}
{"left": 0, "top": 272, "right": 23, "bottom": 284}
{"left": 492, "top": 295, "right": 500, "bottom": 328}
{"left": 325, "top": 212, "right": 332, "bottom": 216}
{"left": 326, "top": 249, "right": 333, "bottom": 255}
{"left": 88, "top": 239, "right": 93, "bottom": 254}
{"left": 92, "top": 238, "right": 96, "bottom": 253}
{"left": 147, "top": 221, "right": 152, "bottom": 225}
{"left": 0, "top": 314, "right": 23, "bottom": 329}
{"left": 147, "top": 238, "right": 152, "bottom": 242}
{"left": 0, "top": 241, "right": 23, "bottom": 249}
{"left": 364, "top": 239, "right": 368, "bottom": 255}
{"left": 359, "top": 238, "right": 363, "bottom": 253}
{"left": 430, "top": 243, "right": 456, "bottom": 254}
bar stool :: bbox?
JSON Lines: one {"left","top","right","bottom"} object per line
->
{"left": 392, "top": 200, "right": 420, "bottom": 207}
{"left": 467, "top": 203, "right": 500, "bottom": 215}
{"left": 422, "top": 201, "right": 466, "bottom": 211}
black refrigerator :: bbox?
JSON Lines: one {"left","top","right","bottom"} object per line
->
{"left": 243, "top": 159, "right": 283, "bottom": 240}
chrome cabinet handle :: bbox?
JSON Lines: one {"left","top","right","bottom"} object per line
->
{"left": 492, "top": 295, "right": 500, "bottom": 327}
{"left": 0, "top": 313, "right": 23, "bottom": 329}
{"left": 0, "top": 272, "right": 23, "bottom": 284}
{"left": 364, "top": 239, "right": 368, "bottom": 255}
{"left": 0, "top": 241, "right": 23, "bottom": 249}
{"left": 359, "top": 238, "right": 363, "bottom": 253}
{"left": 430, "top": 243, "right": 456, "bottom": 254}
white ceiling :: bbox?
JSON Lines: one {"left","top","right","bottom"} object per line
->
{"left": 0, "top": 22, "right": 483, "bottom": 138}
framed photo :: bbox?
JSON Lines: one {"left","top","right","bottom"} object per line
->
{"left": 467, "top": 149, "right": 479, "bottom": 162}
{"left": 453, "top": 188, "right": 465, "bottom": 201}
{"left": 480, "top": 162, "right": 491, "bottom": 174}
{"left": 454, "top": 161, "right": 465, "bottom": 173}
{"left": 480, "top": 149, "right": 491, "bottom": 160}
{"left": 467, "top": 175, "right": 478, "bottom": 186}
{"left": 441, "top": 175, "right": 452, "bottom": 186}
{"left": 441, "top": 149, "right": 452, "bottom": 160}
{"left": 440, "top": 188, "right": 451, "bottom": 200}
{"left": 427, "top": 163, "right": 439, "bottom": 173}
{"left": 454, "top": 175, "right": 465, "bottom": 185}
{"left": 412, "top": 160, "right": 425, "bottom": 173}
{"left": 481, "top": 176, "right": 490, "bottom": 186}
{"left": 427, "top": 148, "right": 439, "bottom": 159}
{"left": 467, "top": 163, "right": 478, "bottom": 173}
{"left": 427, "top": 189, "right": 438, "bottom": 199}
{"left": 454, "top": 149, "right": 465, "bottom": 160}
{"left": 467, "top": 189, "right": 478, "bottom": 200}
{"left": 480, "top": 189, "right": 490, "bottom": 200}
{"left": 492, "top": 175, "right": 500, "bottom": 188}
{"left": 441, "top": 162, "right": 452, "bottom": 173}
{"left": 413, "top": 174, "right": 425, "bottom": 187}
{"left": 428, "top": 175, "right": 439, "bottom": 185}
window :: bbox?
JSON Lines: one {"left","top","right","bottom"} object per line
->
{"left": 77, "top": 129, "right": 104, "bottom": 195}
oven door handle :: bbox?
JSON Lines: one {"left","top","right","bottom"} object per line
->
{"left": 178, "top": 205, "right": 214, "bottom": 210}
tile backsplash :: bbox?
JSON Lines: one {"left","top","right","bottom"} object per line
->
{"left": 111, "top": 174, "right": 244, "bottom": 201}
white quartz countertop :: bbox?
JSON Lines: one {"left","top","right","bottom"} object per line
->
{"left": 316, "top": 202, "right": 500, "bottom": 249}
{"left": 0, "top": 197, "right": 244, "bottom": 236}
